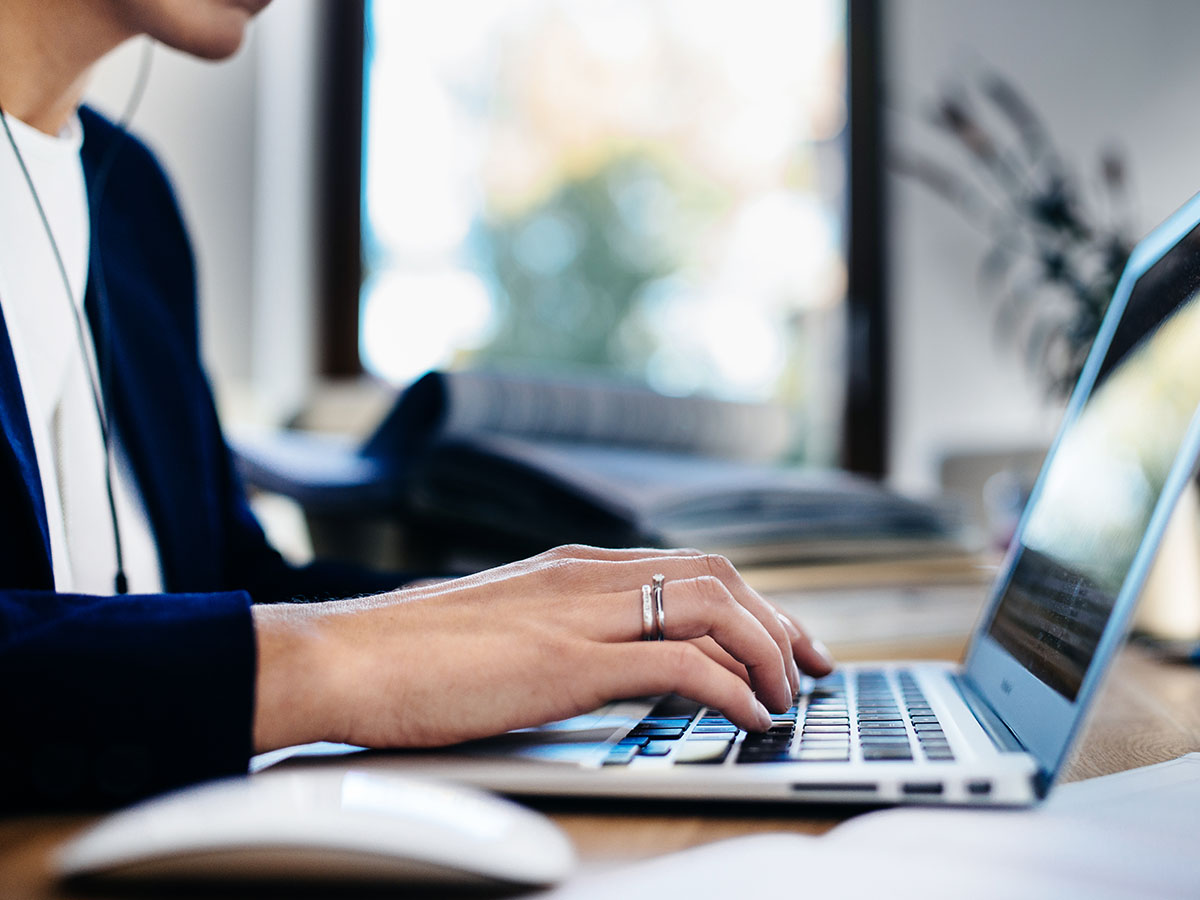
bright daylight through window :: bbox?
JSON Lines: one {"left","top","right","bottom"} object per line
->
{"left": 360, "top": 0, "right": 848, "bottom": 462}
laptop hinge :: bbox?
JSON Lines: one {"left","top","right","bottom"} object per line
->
{"left": 951, "top": 673, "right": 1025, "bottom": 753}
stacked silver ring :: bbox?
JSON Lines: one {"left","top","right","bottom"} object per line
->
{"left": 641, "top": 584, "right": 655, "bottom": 640}
{"left": 641, "top": 574, "right": 667, "bottom": 641}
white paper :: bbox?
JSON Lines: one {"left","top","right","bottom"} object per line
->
{"left": 545, "top": 755, "right": 1200, "bottom": 900}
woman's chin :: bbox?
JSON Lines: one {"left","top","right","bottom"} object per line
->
{"left": 117, "top": 0, "right": 270, "bottom": 62}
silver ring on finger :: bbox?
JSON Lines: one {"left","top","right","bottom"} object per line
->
{"left": 641, "top": 583, "right": 656, "bottom": 640}
{"left": 652, "top": 574, "right": 666, "bottom": 641}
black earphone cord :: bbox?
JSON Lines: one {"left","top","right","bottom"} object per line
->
{"left": 0, "top": 41, "right": 154, "bottom": 595}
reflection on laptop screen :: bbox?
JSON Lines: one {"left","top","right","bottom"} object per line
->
{"left": 985, "top": 227, "right": 1200, "bottom": 701}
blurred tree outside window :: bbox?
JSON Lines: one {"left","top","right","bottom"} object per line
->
{"left": 361, "top": 0, "right": 848, "bottom": 462}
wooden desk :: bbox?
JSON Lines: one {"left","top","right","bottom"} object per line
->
{"left": 3, "top": 630, "right": 1199, "bottom": 896}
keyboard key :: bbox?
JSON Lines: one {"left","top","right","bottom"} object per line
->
{"left": 650, "top": 696, "right": 702, "bottom": 718}
{"left": 738, "top": 734, "right": 788, "bottom": 745}
{"left": 808, "top": 687, "right": 843, "bottom": 697}
{"left": 742, "top": 740, "right": 792, "bottom": 752}
{"left": 692, "top": 725, "right": 738, "bottom": 734}
{"left": 676, "top": 740, "right": 734, "bottom": 764}
{"left": 639, "top": 741, "right": 676, "bottom": 757}
{"left": 862, "top": 747, "right": 914, "bottom": 761}
{"left": 617, "top": 736, "right": 648, "bottom": 747}
{"left": 631, "top": 727, "right": 686, "bottom": 740}
{"left": 797, "top": 749, "right": 850, "bottom": 761}
{"left": 686, "top": 732, "right": 737, "bottom": 741}
{"left": 603, "top": 744, "right": 640, "bottom": 765}
{"left": 641, "top": 717, "right": 694, "bottom": 727}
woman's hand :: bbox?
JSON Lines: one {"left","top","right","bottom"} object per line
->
{"left": 251, "top": 545, "right": 834, "bottom": 754}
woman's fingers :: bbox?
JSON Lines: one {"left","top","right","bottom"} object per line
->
{"left": 655, "top": 575, "right": 793, "bottom": 711}
{"left": 688, "top": 636, "right": 750, "bottom": 683}
{"left": 575, "top": 554, "right": 803, "bottom": 696}
{"left": 394, "top": 545, "right": 705, "bottom": 600}
{"left": 410, "top": 547, "right": 830, "bottom": 715}
{"left": 574, "top": 574, "right": 791, "bottom": 712}
{"left": 692, "top": 554, "right": 802, "bottom": 693}
{"left": 776, "top": 609, "right": 836, "bottom": 676}
{"left": 596, "top": 641, "right": 773, "bottom": 733}
{"left": 535, "top": 544, "right": 705, "bottom": 563}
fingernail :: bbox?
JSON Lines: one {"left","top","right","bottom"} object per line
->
{"left": 755, "top": 701, "right": 772, "bottom": 731}
{"left": 812, "top": 639, "right": 835, "bottom": 668}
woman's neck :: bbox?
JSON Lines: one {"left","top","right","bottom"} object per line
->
{"left": 0, "top": 0, "right": 133, "bottom": 134}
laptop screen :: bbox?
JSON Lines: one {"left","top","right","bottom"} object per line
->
{"left": 982, "top": 225, "right": 1200, "bottom": 701}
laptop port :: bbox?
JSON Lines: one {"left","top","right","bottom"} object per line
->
{"left": 902, "top": 782, "right": 944, "bottom": 795}
{"left": 967, "top": 780, "right": 993, "bottom": 795}
{"left": 790, "top": 782, "right": 877, "bottom": 794}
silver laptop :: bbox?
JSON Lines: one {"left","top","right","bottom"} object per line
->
{"left": 264, "top": 193, "right": 1200, "bottom": 807}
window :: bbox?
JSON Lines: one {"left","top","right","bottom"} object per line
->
{"left": 355, "top": 0, "right": 862, "bottom": 465}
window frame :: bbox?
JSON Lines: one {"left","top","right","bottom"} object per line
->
{"left": 316, "top": 0, "right": 888, "bottom": 476}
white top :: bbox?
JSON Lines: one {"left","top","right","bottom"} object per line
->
{"left": 0, "top": 111, "right": 163, "bottom": 594}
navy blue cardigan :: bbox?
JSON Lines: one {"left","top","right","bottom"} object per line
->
{"left": 0, "top": 108, "right": 403, "bottom": 811}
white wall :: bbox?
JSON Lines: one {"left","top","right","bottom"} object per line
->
{"left": 887, "top": 0, "right": 1200, "bottom": 493}
{"left": 84, "top": 2, "right": 322, "bottom": 425}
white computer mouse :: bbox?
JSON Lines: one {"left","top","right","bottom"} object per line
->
{"left": 56, "top": 768, "right": 576, "bottom": 888}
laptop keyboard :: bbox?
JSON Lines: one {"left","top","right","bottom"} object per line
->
{"left": 604, "top": 670, "right": 955, "bottom": 766}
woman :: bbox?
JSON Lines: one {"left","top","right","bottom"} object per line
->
{"left": 0, "top": 0, "right": 831, "bottom": 810}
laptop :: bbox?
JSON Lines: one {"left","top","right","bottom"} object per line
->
{"left": 263, "top": 192, "right": 1200, "bottom": 807}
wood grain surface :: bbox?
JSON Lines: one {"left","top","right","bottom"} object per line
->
{"left": 1, "top": 641, "right": 1197, "bottom": 897}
